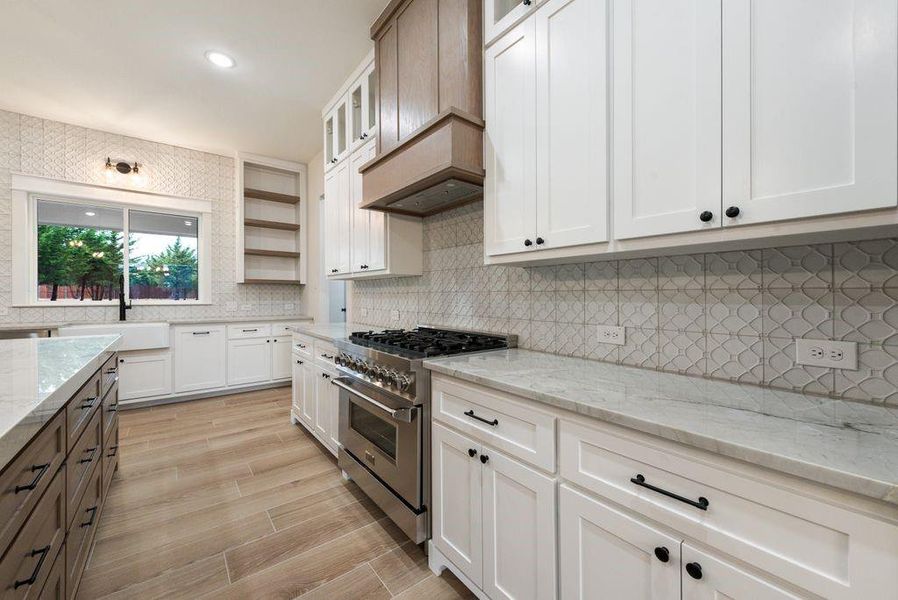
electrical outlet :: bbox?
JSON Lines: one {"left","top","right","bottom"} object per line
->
{"left": 284, "top": 303, "right": 295, "bottom": 311}
{"left": 596, "top": 325, "right": 625, "bottom": 346}
{"left": 795, "top": 339, "right": 857, "bottom": 369}
{"left": 360, "top": 308, "right": 369, "bottom": 318}
{"left": 391, "top": 309, "right": 400, "bottom": 322}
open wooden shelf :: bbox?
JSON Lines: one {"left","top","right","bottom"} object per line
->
{"left": 244, "top": 188, "right": 301, "bottom": 204}
{"left": 244, "top": 218, "right": 301, "bottom": 231}
{"left": 244, "top": 249, "right": 301, "bottom": 258}
{"left": 243, "top": 278, "right": 303, "bottom": 285}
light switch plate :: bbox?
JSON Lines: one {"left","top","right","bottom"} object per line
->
{"left": 795, "top": 339, "right": 857, "bottom": 369}
{"left": 596, "top": 325, "right": 625, "bottom": 346}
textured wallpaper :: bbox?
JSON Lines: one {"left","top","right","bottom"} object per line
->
{"left": 0, "top": 109, "right": 305, "bottom": 324}
{"left": 352, "top": 203, "right": 898, "bottom": 406}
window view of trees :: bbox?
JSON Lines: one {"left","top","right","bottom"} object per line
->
{"left": 36, "top": 200, "right": 200, "bottom": 302}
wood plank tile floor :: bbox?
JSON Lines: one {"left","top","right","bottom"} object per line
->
{"left": 78, "top": 388, "right": 475, "bottom": 600}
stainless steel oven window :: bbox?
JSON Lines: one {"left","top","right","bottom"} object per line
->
{"left": 349, "top": 403, "right": 398, "bottom": 461}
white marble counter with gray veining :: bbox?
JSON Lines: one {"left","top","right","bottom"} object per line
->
{"left": 0, "top": 335, "right": 120, "bottom": 469}
{"left": 288, "top": 322, "right": 370, "bottom": 343}
{"left": 424, "top": 349, "right": 898, "bottom": 506}
{"left": 0, "top": 315, "right": 313, "bottom": 333}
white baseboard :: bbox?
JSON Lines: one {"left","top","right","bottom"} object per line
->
{"left": 119, "top": 380, "right": 291, "bottom": 410}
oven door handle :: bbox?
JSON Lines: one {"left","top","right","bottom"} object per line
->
{"left": 331, "top": 378, "right": 416, "bottom": 424}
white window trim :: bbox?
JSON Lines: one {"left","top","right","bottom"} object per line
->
{"left": 11, "top": 174, "right": 213, "bottom": 307}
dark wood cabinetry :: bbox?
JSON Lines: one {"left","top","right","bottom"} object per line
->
{"left": 0, "top": 352, "right": 118, "bottom": 600}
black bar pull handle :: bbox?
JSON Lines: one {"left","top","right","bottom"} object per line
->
{"left": 79, "top": 447, "right": 98, "bottom": 464}
{"left": 464, "top": 410, "right": 498, "bottom": 427}
{"left": 15, "top": 463, "right": 50, "bottom": 494}
{"left": 14, "top": 545, "right": 51, "bottom": 589}
{"left": 81, "top": 506, "right": 98, "bottom": 528}
{"left": 630, "top": 474, "right": 709, "bottom": 511}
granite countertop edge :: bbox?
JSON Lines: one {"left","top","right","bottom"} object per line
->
{"left": 424, "top": 351, "right": 898, "bottom": 508}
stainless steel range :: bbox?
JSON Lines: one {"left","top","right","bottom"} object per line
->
{"left": 333, "top": 326, "right": 516, "bottom": 544}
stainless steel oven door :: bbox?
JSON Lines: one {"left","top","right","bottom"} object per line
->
{"left": 334, "top": 376, "right": 422, "bottom": 508}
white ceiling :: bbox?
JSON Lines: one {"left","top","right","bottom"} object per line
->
{"left": 0, "top": 0, "right": 388, "bottom": 163}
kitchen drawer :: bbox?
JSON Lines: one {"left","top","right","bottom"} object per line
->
{"left": 227, "top": 323, "right": 272, "bottom": 339}
{"left": 272, "top": 322, "right": 299, "bottom": 336}
{"left": 102, "top": 415, "right": 119, "bottom": 497}
{"left": 37, "top": 546, "right": 65, "bottom": 600}
{"left": 432, "top": 375, "right": 556, "bottom": 473}
{"left": 0, "top": 470, "right": 65, "bottom": 600}
{"left": 66, "top": 457, "right": 103, "bottom": 600}
{"left": 292, "top": 333, "right": 314, "bottom": 359}
{"left": 0, "top": 411, "right": 65, "bottom": 556}
{"left": 66, "top": 408, "right": 101, "bottom": 530}
{"left": 65, "top": 370, "right": 101, "bottom": 452}
{"left": 559, "top": 418, "right": 898, "bottom": 600}
{"left": 315, "top": 340, "right": 337, "bottom": 367}
{"left": 99, "top": 353, "right": 118, "bottom": 399}
{"left": 101, "top": 381, "right": 118, "bottom": 438}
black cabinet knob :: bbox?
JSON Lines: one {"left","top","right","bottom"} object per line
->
{"left": 654, "top": 547, "right": 670, "bottom": 563}
{"left": 699, "top": 211, "right": 713, "bottom": 222}
{"left": 523, "top": 0, "right": 532, "bottom": 4}
{"left": 535, "top": 237, "right": 545, "bottom": 245}
{"left": 524, "top": 239, "right": 533, "bottom": 247}
{"left": 480, "top": 454, "right": 489, "bottom": 464}
{"left": 725, "top": 206, "right": 740, "bottom": 218}
{"left": 686, "top": 562, "right": 703, "bottom": 580}
{"left": 468, "top": 448, "right": 477, "bottom": 458}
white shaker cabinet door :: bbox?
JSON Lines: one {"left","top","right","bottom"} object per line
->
{"left": 481, "top": 448, "right": 556, "bottom": 600}
{"left": 559, "top": 485, "right": 681, "bottom": 600}
{"left": 271, "top": 336, "right": 292, "bottom": 380}
{"left": 118, "top": 350, "right": 172, "bottom": 401}
{"left": 432, "top": 422, "right": 484, "bottom": 589}
{"left": 325, "top": 160, "right": 351, "bottom": 276}
{"left": 534, "top": 0, "right": 609, "bottom": 250}
{"left": 313, "top": 366, "right": 331, "bottom": 440}
{"left": 174, "top": 326, "right": 226, "bottom": 393}
{"left": 484, "top": 17, "right": 538, "bottom": 256}
{"left": 722, "top": 0, "right": 897, "bottom": 227}
{"left": 300, "top": 361, "right": 317, "bottom": 428}
{"left": 227, "top": 338, "right": 271, "bottom": 386}
{"left": 291, "top": 356, "right": 305, "bottom": 416}
{"left": 612, "top": 0, "right": 722, "bottom": 239}
{"left": 682, "top": 543, "right": 805, "bottom": 600}
{"left": 350, "top": 146, "right": 369, "bottom": 273}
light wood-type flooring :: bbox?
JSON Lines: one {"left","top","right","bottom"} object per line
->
{"left": 77, "top": 387, "right": 474, "bottom": 600}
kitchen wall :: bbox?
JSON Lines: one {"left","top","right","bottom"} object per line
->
{"left": 351, "top": 202, "right": 898, "bottom": 406}
{"left": 0, "top": 109, "right": 306, "bottom": 324}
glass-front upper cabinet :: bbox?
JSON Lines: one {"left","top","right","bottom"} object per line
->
{"left": 324, "top": 94, "right": 350, "bottom": 171}
{"left": 349, "top": 61, "right": 378, "bottom": 152}
{"left": 485, "top": 0, "right": 544, "bottom": 46}
{"left": 324, "top": 113, "right": 335, "bottom": 169}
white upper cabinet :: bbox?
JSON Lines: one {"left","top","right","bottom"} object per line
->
{"left": 349, "top": 60, "right": 377, "bottom": 153}
{"left": 485, "top": 0, "right": 609, "bottom": 257}
{"left": 323, "top": 96, "right": 350, "bottom": 172}
{"left": 612, "top": 0, "right": 722, "bottom": 240}
{"left": 485, "top": 0, "right": 545, "bottom": 46}
{"left": 351, "top": 141, "right": 381, "bottom": 273}
{"left": 535, "top": 0, "right": 608, "bottom": 249}
{"left": 484, "top": 18, "right": 538, "bottom": 256}
{"left": 324, "top": 159, "right": 351, "bottom": 275}
{"left": 721, "top": 0, "right": 897, "bottom": 227}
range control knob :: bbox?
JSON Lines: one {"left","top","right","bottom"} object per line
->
{"left": 396, "top": 375, "right": 412, "bottom": 391}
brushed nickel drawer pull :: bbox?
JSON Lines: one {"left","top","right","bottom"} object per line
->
{"left": 81, "top": 506, "right": 98, "bottom": 528}
{"left": 14, "top": 463, "right": 50, "bottom": 494}
{"left": 13, "top": 545, "right": 50, "bottom": 589}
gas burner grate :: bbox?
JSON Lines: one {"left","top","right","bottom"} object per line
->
{"left": 349, "top": 327, "right": 509, "bottom": 358}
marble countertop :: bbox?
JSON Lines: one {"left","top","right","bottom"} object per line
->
{"left": 288, "top": 322, "right": 369, "bottom": 343}
{"left": 0, "top": 316, "right": 312, "bottom": 333}
{"left": 0, "top": 335, "right": 120, "bottom": 469}
{"left": 424, "top": 349, "right": 898, "bottom": 506}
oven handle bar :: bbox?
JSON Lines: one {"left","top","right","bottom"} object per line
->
{"left": 331, "top": 378, "right": 416, "bottom": 424}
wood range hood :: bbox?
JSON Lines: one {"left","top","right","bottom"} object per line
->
{"left": 361, "top": 0, "right": 483, "bottom": 217}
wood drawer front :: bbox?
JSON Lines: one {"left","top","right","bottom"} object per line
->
{"left": 0, "top": 411, "right": 65, "bottom": 555}
{"left": 292, "top": 333, "right": 314, "bottom": 358}
{"left": 37, "top": 548, "right": 64, "bottom": 600}
{"left": 102, "top": 416, "right": 119, "bottom": 497}
{"left": 227, "top": 323, "right": 272, "bottom": 339}
{"left": 65, "top": 409, "right": 102, "bottom": 530}
{"left": 559, "top": 418, "right": 898, "bottom": 600}
{"left": 315, "top": 340, "right": 337, "bottom": 367}
{"left": 432, "top": 375, "right": 555, "bottom": 472}
{"left": 101, "top": 381, "right": 118, "bottom": 438}
{"left": 99, "top": 353, "right": 118, "bottom": 399}
{"left": 65, "top": 371, "right": 101, "bottom": 452}
{"left": 66, "top": 460, "right": 102, "bottom": 600}
{"left": 0, "top": 471, "right": 65, "bottom": 600}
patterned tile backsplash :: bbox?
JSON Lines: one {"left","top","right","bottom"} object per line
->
{"left": 0, "top": 109, "right": 305, "bottom": 324}
{"left": 351, "top": 203, "right": 898, "bottom": 406}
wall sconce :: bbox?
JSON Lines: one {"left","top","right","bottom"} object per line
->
{"left": 105, "top": 157, "right": 147, "bottom": 186}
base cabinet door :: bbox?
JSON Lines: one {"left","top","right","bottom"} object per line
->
{"left": 682, "top": 543, "right": 804, "bottom": 600}
{"left": 559, "top": 484, "right": 681, "bottom": 600}
{"left": 227, "top": 338, "right": 271, "bottom": 386}
{"left": 291, "top": 356, "right": 306, "bottom": 416}
{"left": 118, "top": 350, "right": 172, "bottom": 401}
{"left": 174, "top": 326, "right": 226, "bottom": 393}
{"left": 326, "top": 373, "right": 340, "bottom": 453}
{"left": 482, "top": 448, "right": 556, "bottom": 600}
{"left": 313, "top": 366, "right": 331, "bottom": 440}
{"left": 271, "top": 336, "right": 292, "bottom": 380}
{"left": 432, "top": 422, "right": 483, "bottom": 588}
{"left": 299, "top": 362, "right": 317, "bottom": 428}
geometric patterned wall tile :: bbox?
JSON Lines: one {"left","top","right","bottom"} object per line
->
{"left": 705, "top": 250, "right": 762, "bottom": 290}
{"left": 762, "top": 244, "right": 832, "bottom": 289}
{"left": 763, "top": 336, "right": 833, "bottom": 395}
{"left": 619, "top": 327, "right": 659, "bottom": 369}
{"left": 658, "top": 329, "right": 705, "bottom": 375}
{"left": 834, "top": 343, "right": 898, "bottom": 405}
{"left": 585, "top": 260, "right": 618, "bottom": 291}
{"left": 584, "top": 329, "right": 619, "bottom": 363}
{"left": 556, "top": 264, "right": 585, "bottom": 291}
{"left": 555, "top": 290, "right": 585, "bottom": 324}
{"left": 762, "top": 287, "right": 832, "bottom": 339}
{"left": 658, "top": 288, "right": 705, "bottom": 332}
{"left": 832, "top": 287, "right": 898, "bottom": 346}
{"left": 705, "top": 333, "right": 764, "bottom": 384}
{"left": 706, "top": 287, "right": 762, "bottom": 336}
{"left": 555, "top": 322, "right": 585, "bottom": 357}
{"left": 619, "top": 257, "right": 658, "bottom": 291}
{"left": 834, "top": 239, "right": 898, "bottom": 289}
{"left": 619, "top": 289, "right": 657, "bottom": 329}
{"left": 659, "top": 254, "right": 704, "bottom": 290}
{"left": 585, "top": 289, "right": 618, "bottom": 325}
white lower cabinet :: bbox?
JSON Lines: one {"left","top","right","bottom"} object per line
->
{"left": 291, "top": 355, "right": 306, "bottom": 417}
{"left": 559, "top": 484, "right": 681, "bottom": 600}
{"left": 682, "top": 543, "right": 803, "bottom": 600}
{"left": 432, "top": 421, "right": 556, "bottom": 600}
{"left": 271, "top": 336, "right": 292, "bottom": 380}
{"left": 291, "top": 355, "right": 339, "bottom": 457}
{"left": 299, "top": 361, "right": 317, "bottom": 429}
{"left": 118, "top": 349, "right": 172, "bottom": 401}
{"left": 174, "top": 325, "right": 226, "bottom": 393}
{"left": 227, "top": 337, "right": 271, "bottom": 386}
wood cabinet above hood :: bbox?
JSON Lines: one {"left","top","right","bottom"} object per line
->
{"left": 361, "top": 0, "right": 483, "bottom": 216}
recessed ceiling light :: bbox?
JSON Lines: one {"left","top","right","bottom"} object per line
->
{"left": 205, "top": 50, "right": 235, "bottom": 69}
{"left": 85, "top": 211, "right": 96, "bottom": 217}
